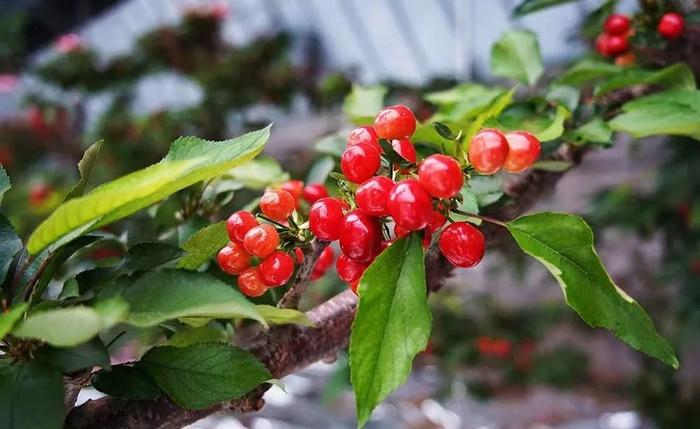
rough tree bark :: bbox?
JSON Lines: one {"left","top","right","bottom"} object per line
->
{"left": 64, "top": 142, "right": 579, "bottom": 429}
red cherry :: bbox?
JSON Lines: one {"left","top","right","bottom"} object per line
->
{"left": 294, "top": 247, "right": 304, "bottom": 264}
{"left": 237, "top": 267, "right": 268, "bottom": 297}
{"left": 217, "top": 241, "right": 251, "bottom": 275}
{"left": 302, "top": 183, "right": 329, "bottom": 204}
{"left": 606, "top": 34, "right": 628, "bottom": 56}
{"left": 336, "top": 253, "right": 369, "bottom": 284}
{"left": 439, "top": 222, "right": 485, "bottom": 268}
{"left": 339, "top": 210, "right": 381, "bottom": 262}
{"left": 243, "top": 224, "right": 279, "bottom": 257}
{"left": 386, "top": 179, "right": 433, "bottom": 232}
{"left": 394, "top": 223, "right": 409, "bottom": 239}
{"left": 349, "top": 281, "right": 360, "bottom": 295}
{"left": 341, "top": 142, "right": 381, "bottom": 184}
{"left": 260, "top": 190, "right": 295, "bottom": 221}
{"left": 312, "top": 246, "right": 335, "bottom": 280}
{"left": 259, "top": 251, "right": 295, "bottom": 287}
{"left": 658, "top": 12, "right": 684, "bottom": 39}
{"left": 391, "top": 138, "right": 417, "bottom": 164}
{"left": 356, "top": 176, "right": 394, "bottom": 217}
{"left": 427, "top": 211, "right": 446, "bottom": 233}
{"left": 347, "top": 126, "right": 382, "bottom": 153}
{"left": 468, "top": 129, "right": 508, "bottom": 175}
{"left": 226, "top": 211, "right": 259, "bottom": 243}
{"left": 418, "top": 154, "right": 463, "bottom": 199}
{"left": 503, "top": 131, "right": 541, "bottom": 173}
{"left": 280, "top": 180, "right": 304, "bottom": 201}
{"left": 374, "top": 104, "right": 416, "bottom": 139}
{"left": 604, "top": 14, "right": 630, "bottom": 35}
{"left": 309, "top": 197, "right": 345, "bottom": 241}
{"left": 595, "top": 33, "right": 613, "bottom": 57}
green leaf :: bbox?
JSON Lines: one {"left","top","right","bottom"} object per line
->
{"left": 255, "top": 305, "right": 314, "bottom": 327}
{"left": 314, "top": 132, "right": 346, "bottom": 158}
{"left": 140, "top": 343, "right": 271, "bottom": 410}
{"left": 512, "top": 0, "right": 577, "bottom": 16}
{"left": 25, "top": 235, "right": 100, "bottom": 303}
{"left": 0, "top": 303, "right": 28, "bottom": 341}
{"left": 27, "top": 126, "right": 270, "bottom": 255}
{"left": 0, "top": 165, "right": 9, "bottom": 205}
{"left": 13, "top": 298, "right": 128, "bottom": 347}
{"left": 177, "top": 222, "right": 229, "bottom": 270}
{"left": 343, "top": 85, "right": 387, "bottom": 125}
{"left": 594, "top": 63, "right": 696, "bottom": 97}
{"left": 350, "top": 234, "right": 430, "bottom": 427}
{"left": 490, "top": 30, "right": 543, "bottom": 86}
{"left": 65, "top": 140, "right": 103, "bottom": 200}
{"left": 91, "top": 365, "right": 162, "bottom": 400}
{"left": 546, "top": 84, "right": 580, "bottom": 112}
{"left": 0, "top": 360, "right": 64, "bottom": 429}
{"left": 40, "top": 337, "right": 110, "bottom": 373}
{"left": 608, "top": 90, "right": 700, "bottom": 140}
{"left": 0, "top": 214, "right": 22, "bottom": 285}
{"left": 120, "top": 242, "right": 184, "bottom": 272}
{"left": 228, "top": 156, "right": 288, "bottom": 190}
{"left": 427, "top": 84, "right": 506, "bottom": 122}
{"left": 166, "top": 325, "right": 228, "bottom": 347}
{"left": 565, "top": 117, "right": 612, "bottom": 146}
{"left": 465, "top": 88, "right": 515, "bottom": 149}
{"left": 122, "top": 269, "right": 265, "bottom": 327}
{"left": 495, "top": 102, "right": 570, "bottom": 142}
{"left": 467, "top": 175, "right": 504, "bottom": 207}
{"left": 555, "top": 58, "right": 620, "bottom": 87}
{"left": 506, "top": 212, "right": 678, "bottom": 368}
{"left": 306, "top": 156, "right": 335, "bottom": 185}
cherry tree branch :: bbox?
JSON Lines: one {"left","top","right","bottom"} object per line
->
{"left": 278, "top": 239, "right": 329, "bottom": 309}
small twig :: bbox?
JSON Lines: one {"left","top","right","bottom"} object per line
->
{"left": 451, "top": 209, "right": 507, "bottom": 227}
{"left": 277, "top": 240, "right": 328, "bottom": 309}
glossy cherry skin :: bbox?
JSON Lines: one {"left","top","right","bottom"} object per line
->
{"left": 439, "top": 222, "right": 485, "bottom": 268}
{"left": 355, "top": 176, "right": 394, "bottom": 217}
{"left": 374, "top": 104, "right": 416, "bottom": 139}
{"left": 312, "top": 246, "right": 335, "bottom": 280}
{"left": 418, "top": 154, "right": 463, "bottom": 199}
{"left": 427, "top": 210, "right": 446, "bottom": 233}
{"left": 604, "top": 14, "right": 630, "bottom": 35}
{"left": 294, "top": 247, "right": 304, "bottom": 264}
{"left": 216, "top": 241, "right": 251, "bottom": 275}
{"left": 336, "top": 253, "right": 369, "bottom": 284}
{"left": 243, "top": 224, "right": 279, "bottom": 257}
{"left": 302, "top": 183, "right": 329, "bottom": 204}
{"left": 341, "top": 142, "right": 381, "bottom": 184}
{"left": 503, "top": 131, "right": 541, "bottom": 173}
{"left": 605, "top": 34, "right": 628, "bottom": 56}
{"left": 391, "top": 138, "right": 417, "bottom": 164}
{"left": 468, "top": 128, "right": 508, "bottom": 175}
{"left": 339, "top": 210, "right": 382, "bottom": 262}
{"left": 309, "top": 197, "right": 346, "bottom": 241}
{"left": 595, "top": 33, "right": 612, "bottom": 56}
{"left": 259, "top": 251, "right": 295, "bottom": 287}
{"left": 658, "top": 12, "right": 684, "bottom": 39}
{"left": 260, "top": 190, "right": 295, "bottom": 221}
{"left": 349, "top": 281, "right": 360, "bottom": 295}
{"left": 347, "top": 125, "right": 382, "bottom": 153}
{"left": 386, "top": 179, "right": 434, "bottom": 232}
{"left": 226, "top": 211, "right": 259, "bottom": 243}
{"left": 280, "top": 180, "right": 304, "bottom": 201}
{"left": 237, "top": 267, "right": 268, "bottom": 297}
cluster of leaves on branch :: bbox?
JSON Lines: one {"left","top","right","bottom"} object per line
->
{"left": 1, "top": 1, "right": 700, "bottom": 428}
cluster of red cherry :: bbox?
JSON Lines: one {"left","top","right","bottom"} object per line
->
{"left": 595, "top": 11, "right": 685, "bottom": 63}
{"left": 217, "top": 105, "right": 542, "bottom": 297}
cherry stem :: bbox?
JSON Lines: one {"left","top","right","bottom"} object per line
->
{"left": 257, "top": 214, "right": 289, "bottom": 229}
{"left": 451, "top": 209, "right": 507, "bottom": 227}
